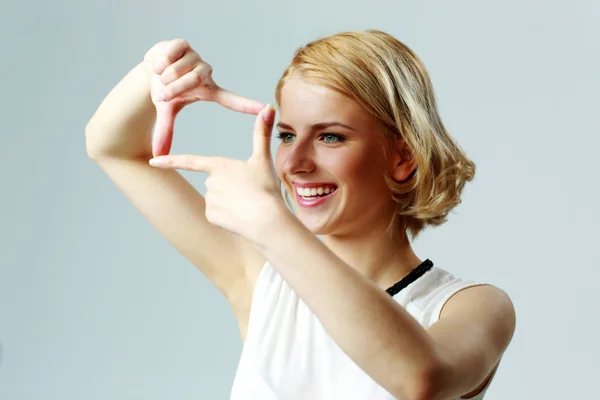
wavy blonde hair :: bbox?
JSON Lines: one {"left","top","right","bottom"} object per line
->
{"left": 275, "top": 30, "right": 476, "bottom": 241}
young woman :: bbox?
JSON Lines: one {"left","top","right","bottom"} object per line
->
{"left": 86, "top": 30, "right": 515, "bottom": 400}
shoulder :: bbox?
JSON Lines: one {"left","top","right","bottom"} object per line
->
{"left": 439, "top": 283, "right": 516, "bottom": 356}
{"left": 409, "top": 265, "right": 515, "bottom": 325}
{"left": 424, "top": 283, "right": 515, "bottom": 399}
{"left": 440, "top": 283, "right": 515, "bottom": 321}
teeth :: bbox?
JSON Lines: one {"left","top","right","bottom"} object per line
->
{"left": 296, "top": 185, "right": 337, "bottom": 197}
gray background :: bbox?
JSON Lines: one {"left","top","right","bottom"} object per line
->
{"left": 1, "top": 0, "right": 598, "bottom": 398}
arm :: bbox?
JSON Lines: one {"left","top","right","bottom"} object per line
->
{"left": 141, "top": 100, "right": 515, "bottom": 400}
{"left": 255, "top": 206, "right": 515, "bottom": 400}
{"left": 85, "top": 61, "right": 155, "bottom": 160}
{"left": 426, "top": 284, "right": 515, "bottom": 400}
{"left": 85, "top": 45, "right": 266, "bottom": 300}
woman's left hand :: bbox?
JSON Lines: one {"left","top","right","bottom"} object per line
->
{"left": 148, "top": 104, "right": 288, "bottom": 244}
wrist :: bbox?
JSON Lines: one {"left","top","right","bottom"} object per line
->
{"left": 253, "top": 198, "right": 295, "bottom": 251}
{"left": 138, "top": 61, "right": 154, "bottom": 90}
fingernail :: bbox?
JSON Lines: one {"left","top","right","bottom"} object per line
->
{"left": 263, "top": 103, "right": 277, "bottom": 122}
{"left": 149, "top": 158, "right": 164, "bottom": 166}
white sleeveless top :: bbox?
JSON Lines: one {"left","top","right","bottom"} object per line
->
{"left": 230, "top": 260, "right": 493, "bottom": 400}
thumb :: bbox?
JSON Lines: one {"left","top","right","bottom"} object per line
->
{"left": 251, "top": 104, "right": 277, "bottom": 161}
{"left": 152, "top": 102, "right": 183, "bottom": 157}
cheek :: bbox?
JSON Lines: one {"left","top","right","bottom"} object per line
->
{"left": 330, "top": 151, "right": 374, "bottom": 182}
{"left": 274, "top": 147, "right": 286, "bottom": 178}
{"left": 274, "top": 147, "right": 293, "bottom": 194}
{"left": 336, "top": 154, "right": 389, "bottom": 199}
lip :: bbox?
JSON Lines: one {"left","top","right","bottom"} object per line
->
{"left": 294, "top": 186, "right": 338, "bottom": 208}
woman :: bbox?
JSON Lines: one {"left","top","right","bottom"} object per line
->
{"left": 85, "top": 30, "right": 515, "bottom": 400}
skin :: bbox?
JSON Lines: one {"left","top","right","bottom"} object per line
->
{"left": 150, "top": 76, "right": 515, "bottom": 400}
{"left": 275, "top": 76, "right": 423, "bottom": 289}
{"left": 90, "top": 39, "right": 515, "bottom": 400}
{"left": 151, "top": 79, "right": 515, "bottom": 400}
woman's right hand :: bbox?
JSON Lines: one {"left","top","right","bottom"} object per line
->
{"left": 143, "top": 39, "right": 266, "bottom": 157}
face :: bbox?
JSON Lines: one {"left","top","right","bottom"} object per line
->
{"left": 275, "top": 77, "right": 396, "bottom": 236}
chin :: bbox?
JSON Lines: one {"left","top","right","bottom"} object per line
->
{"left": 295, "top": 212, "right": 335, "bottom": 236}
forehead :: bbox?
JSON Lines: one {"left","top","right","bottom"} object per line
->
{"left": 278, "top": 77, "right": 374, "bottom": 130}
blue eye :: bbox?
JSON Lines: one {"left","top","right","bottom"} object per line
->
{"left": 276, "top": 132, "right": 346, "bottom": 144}
{"left": 276, "top": 133, "right": 295, "bottom": 143}
{"left": 321, "top": 133, "right": 344, "bottom": 143}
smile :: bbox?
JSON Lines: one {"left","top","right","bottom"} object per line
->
{"left": 294, "top": 185, "right": 338, "bottom": 208}
{"left": 296, "top": 185, "right": 337, "bottom": 198}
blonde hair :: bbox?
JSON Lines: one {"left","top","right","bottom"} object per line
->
{"left": 275, "top": 29, "right": 476, "bottom": 241}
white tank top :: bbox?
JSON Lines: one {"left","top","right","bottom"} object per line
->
{"left": 230, "top": 259, "right": 494, "bottom": 399}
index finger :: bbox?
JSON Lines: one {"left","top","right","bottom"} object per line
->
{"left": 211, "top": 86, "right": 266, "bottom": 115}
{"left": 149, "top": 154, "right": 219, "bottom": 173}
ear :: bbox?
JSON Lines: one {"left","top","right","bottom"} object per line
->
{"left": 389, "top": 138, "right": 417, "bottom": 182}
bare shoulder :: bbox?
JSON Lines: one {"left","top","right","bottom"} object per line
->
{"left": 440, "top": 283, "right": 516, "bottom": 354}
{"left": 441, "top": 284, "right": 516, "bottom": 323}
{"left": 433, "top": 284, "right": 516, "bottom": 399}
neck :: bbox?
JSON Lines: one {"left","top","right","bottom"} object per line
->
{"left": 321, "top": 226, "right": 423, "bottom": 292}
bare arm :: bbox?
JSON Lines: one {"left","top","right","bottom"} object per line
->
{"left": 85, "top": 40, "right": 267, "bottom": 299}
{"left": 85, "top": 61, "right": 155, "bottom": 160}
{"left": 253, "top": 206, "right": 515, "bottom": 400}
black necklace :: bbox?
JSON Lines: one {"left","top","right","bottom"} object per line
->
{"left": 385, "top": 259, "right": 434, "bottom": 297}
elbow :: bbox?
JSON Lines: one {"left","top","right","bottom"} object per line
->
{"left": 85, "top": 123, "right": 101, "bottom": 160}
{"left": 84, "top": 123, "right": 112, "bottom": 161}
{"left": 392, "top": 363, "right": 448, "bottom": 400}
{"left": 85, "top": 140, "right": 99, "bottom": 161}
{"left": 397, "top": 378, "right": 434, "bottom": 400}
{"left": 406, "top": 379, "right": 438, "bottom": 400}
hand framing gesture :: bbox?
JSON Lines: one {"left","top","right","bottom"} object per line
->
{"left": 144, "top": 39, "right": 266, "bottom": 156}
{"left": 148, "top": 104, "right": 287, "bottom": 243}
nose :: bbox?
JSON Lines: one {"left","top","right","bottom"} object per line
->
{"left": 281, "top": 141, "right": 316, "bottom": 176}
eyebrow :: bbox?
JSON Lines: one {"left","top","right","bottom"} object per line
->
{"left": 276, "top": 121, "right": 356, "bottom": 132}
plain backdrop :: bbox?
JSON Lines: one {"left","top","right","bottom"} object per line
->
{"left": 1, "top": 0, "right": 598, "bottom": 399}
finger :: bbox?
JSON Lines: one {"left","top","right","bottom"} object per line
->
{"left": 152, "top": 102, "right": 183, "bottom": 157}
{"left": 251, "top": 104, "right": 277, "bottom": 161}
{"left": 143, "top": 41, "right": 170, "bottom": 74}
{"left": 144, "top": 39, "right": 190, "bottom": 75}
{"left": 161, "top": 64, "right": 214, "bottom": 101}
{"left": 211, "top": 86, "right": 266, "bottom": 115}
{"left": 159, "top": 50, "right": 202, "bottom": 86}
{"left": 149, "top": 154, "right": 219, "bottom": 173}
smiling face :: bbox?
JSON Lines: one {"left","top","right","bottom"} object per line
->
{"left": 275, "top": 76, "right": 397, "bottom": 236}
